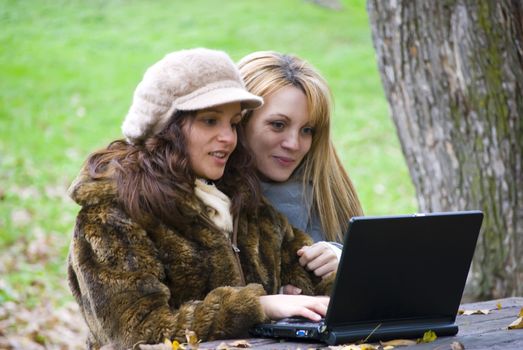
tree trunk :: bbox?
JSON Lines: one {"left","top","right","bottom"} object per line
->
{"left": 367, "top": 0, "right": 523, "bottom": 300}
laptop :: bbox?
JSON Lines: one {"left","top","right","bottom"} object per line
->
{"left": 250, "top": 210, "right": 483, "bottom": 345}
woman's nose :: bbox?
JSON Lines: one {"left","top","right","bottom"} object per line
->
{"left": 217, "top": 125, "right": 236, "bottom": 143}
{"left": 281, "top": 132, "right": 300, "bottom": 151}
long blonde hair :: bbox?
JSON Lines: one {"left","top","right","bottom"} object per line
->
{"left": 238, "top": 51, "right": 364, "bottom": 242}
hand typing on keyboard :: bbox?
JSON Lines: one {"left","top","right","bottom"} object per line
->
{"left": 259, "top": 295, "right": 330, "bottom": 321}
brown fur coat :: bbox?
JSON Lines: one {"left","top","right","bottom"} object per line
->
{"left": 67, "top": 169, "right": 333, "bottom": 349}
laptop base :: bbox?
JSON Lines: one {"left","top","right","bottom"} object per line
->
{"left": 324, "top": 321, "right": 458, "bottom": 345}
{"left": 251, "top": 319, "right": 458, "bottom": 345}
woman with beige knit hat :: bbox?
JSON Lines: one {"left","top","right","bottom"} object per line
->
{"left": 67, "top": 48, "right": 332, "bottom": 349}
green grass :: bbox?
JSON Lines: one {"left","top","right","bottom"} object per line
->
{"left": 0, "top": 0, "right": 416, "bottom": 305}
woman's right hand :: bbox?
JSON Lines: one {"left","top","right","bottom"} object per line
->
{"left": 297, "top": 242, "right": 340, "bottom": 278}
{"left": 259, "top": 294, "right": 330, "bottom": 321}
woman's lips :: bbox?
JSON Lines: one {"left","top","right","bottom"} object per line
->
{"left": 210, "top": 151, "right": 230, "bottom": 165}
{"left": 273, "top": 155, "right": 295, "bottom": 167}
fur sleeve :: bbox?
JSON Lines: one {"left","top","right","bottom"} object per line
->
{"left": 277, "top": 212, "right": 335, "bottom": 296}
{"left": 68, "top": 205, "right": 267, "bottom": 349}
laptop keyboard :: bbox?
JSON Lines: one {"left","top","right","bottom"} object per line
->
{"left": 277, "top": 317, "right": 325, "bottom": 326}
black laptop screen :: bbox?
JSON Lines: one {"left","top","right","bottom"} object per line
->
{"left": 325, "top": 211, "right": 483, "bottom": 326}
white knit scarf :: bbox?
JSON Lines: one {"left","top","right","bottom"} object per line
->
{"left": 194, "top": 178, "right": 233, "bottom": 234}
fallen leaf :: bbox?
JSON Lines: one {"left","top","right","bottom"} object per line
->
{"left": 450, "top": 341, "right": 465, "bottom": 350}
{"left": 496, "top": 302, "right": 502, "bottom": 310}
{"left": 0, "top": 335, "right": 45, "bottom": 350}
{"left": 508, "top": 308, "right": 523, "bottom": 329}
{"left": 331, "top": 345, "right": 377, "bottom": 350}
{"left": 185, "top": 329, "right": 199, "bottom": 350}
{"left": 13, "top": 185, "right": 40, "bottom": 200}
{"left": 458, "top": 309, "right": 490, "bottom": 315}
{"left": 419, "top": 330, "right": 437, "bottom": 343}
{"left": 336, "top": 344, "right": 363, "bottom": 350}
{"left": 329, "top": 345, "right": 360, "bottom": 350}
{"left": 138, "top": 344, "right": 171, "bottom": 350}
{"left": 380, "top": 339, "right": 417, "bottom": 346}
{"left": 227, "top": 340, "right": 251, "bottom": 348}
{"left": 358, "top": 345, "right": 377, "bottom": 350}
{"left": 171, "top": 340, "right": 181, "bottom": 350}
{"left": 162, "top": 339, "right": 181, "bottom": 350}
{"left": 10, "top": 208, "right": 32, "bottom": 227}
{"left": 26, "top": 227, "right": 53, "bottom": 263}
{"left": 0, "top": 300, "right": 87, "bottom": 350}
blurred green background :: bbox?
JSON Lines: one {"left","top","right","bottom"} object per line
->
{"left": 0, "top": 0, "right": 416, "bottom": 307}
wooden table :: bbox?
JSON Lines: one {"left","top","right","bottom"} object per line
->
{"left": 199, "top": 297, "right": 523, "bottom": 350}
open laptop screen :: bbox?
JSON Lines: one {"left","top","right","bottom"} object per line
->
{"left": 326, "top": 211, "right": 483, "bottom": 326}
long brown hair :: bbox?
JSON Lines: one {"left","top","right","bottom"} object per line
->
{"left": 86, "top": 111, "right": 260, "bottom": 230}
{"left": 238, "top": 51, "right": 363, "bottom": 242}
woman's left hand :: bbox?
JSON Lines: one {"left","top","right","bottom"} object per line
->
{"left": 297, "top": 242, "right": 339, "bottom": 278}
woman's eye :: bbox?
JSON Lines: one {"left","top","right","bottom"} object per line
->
{"left": 302, "top": 126, "right": 314, "bottom": 135}
{"left": 270, "top": 121, "right": 285, "bottom": 130}
{"left": 202, "top": 118, "right": 217, "bottom": 125}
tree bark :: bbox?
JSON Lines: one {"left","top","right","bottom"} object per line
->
{"left": 367, "top": 0, "right": 523, "bottom": 300}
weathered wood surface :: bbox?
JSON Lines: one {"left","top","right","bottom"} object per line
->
{"left": 199, "top": 297, "right": 523, "bottom": 349}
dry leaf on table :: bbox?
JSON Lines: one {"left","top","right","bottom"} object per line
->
{"left": 419, "top": 330, "right": 437, "bottom": 343}
{"left": 458, "top": 309, "right": 490, "bottom": 316}
{"left": 227, "top": 340, "right": 251, "bottom": 348}
{"left": 358, "top": 345, "right": 377, "bottom": 350}
{"left": 508, "top": 307, "right": 523, "bottom": 330}
{"left": 333, "top": 345, "right": 376, "bottom": 350}
{"left": 171, "top": 340, "right": 181, "bottom": 350}
{"left": 450, "top": 341, "right": 465, "bottom": 350}
{"left": 216, "top": 342, "right": 229, "bottom": 350}
{"left": 380, "top": 339, "right": 417, "bottom": 347}
{"left": 185, "top": 329, "right": 199, "bottom": 349}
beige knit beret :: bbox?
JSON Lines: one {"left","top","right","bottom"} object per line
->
{"left": 122, "top": 48, "right": 263, "bottom": 144}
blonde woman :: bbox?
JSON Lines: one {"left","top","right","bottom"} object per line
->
{"left": 238, "top": 51, "right": 363, "bottom": 285}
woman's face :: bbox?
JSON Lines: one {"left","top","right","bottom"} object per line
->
{"left": 245, "top": 86, "right": 313, "bottom": 182}
{"left": 183, "top": 102, "right": 242, "bottom": 180}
